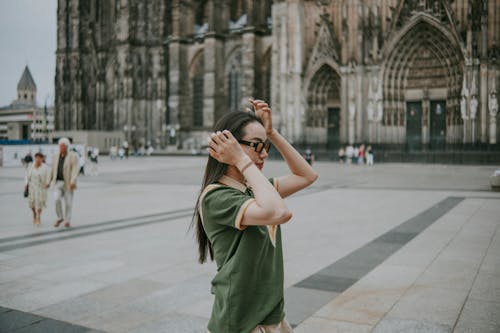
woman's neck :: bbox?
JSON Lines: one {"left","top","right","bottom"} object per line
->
{"left": 224, "top": 165, "right": 245, "bottom": 184}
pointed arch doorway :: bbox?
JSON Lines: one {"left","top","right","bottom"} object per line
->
{"left": 383, "top": 17, "right": 463, "bottom": 149}
{"left": 305, "top": 64, "right": 341, "bottom": 148}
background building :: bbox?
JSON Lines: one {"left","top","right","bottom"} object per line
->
{"left": 56, "top": 0, "right": 500, "bottom": 152}
{"left": 0, "top": 66, "right": 54, "bottom": 142}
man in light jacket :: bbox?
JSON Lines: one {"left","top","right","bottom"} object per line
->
{"left": 49, "top": 137, "right": 79, "bottom": 228}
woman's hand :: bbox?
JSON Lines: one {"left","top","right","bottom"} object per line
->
{"left": 248, "top": 99, "right": 273, "bottom": 136}
{"left": 207, "top": 130, "right": 248, "bottom": 166}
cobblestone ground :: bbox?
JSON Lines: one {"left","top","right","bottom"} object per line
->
{"left": 1, "top": 157, "right": 499, "bottom": 332}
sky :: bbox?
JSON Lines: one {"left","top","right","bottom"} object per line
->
{"left": 0, "top": 0, "right": 57, "bottom": 107}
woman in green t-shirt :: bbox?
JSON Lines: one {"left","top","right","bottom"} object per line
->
{"left": 193, "top": 99, "right": 318, "bottom": 333}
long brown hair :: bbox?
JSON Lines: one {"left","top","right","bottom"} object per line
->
{"left": 192, "top": 111, "right": 262, "bottom": 263}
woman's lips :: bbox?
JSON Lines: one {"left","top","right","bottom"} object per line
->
{"left": 256, "top": 163, "right": 264, "bottom": 170}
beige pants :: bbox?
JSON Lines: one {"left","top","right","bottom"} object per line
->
{"left": 208, "top": 319, "right": 293, "bottom": 333}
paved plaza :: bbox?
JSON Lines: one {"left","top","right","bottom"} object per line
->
{"left": 0, "top": 156, "right": 499, "bottom": 332}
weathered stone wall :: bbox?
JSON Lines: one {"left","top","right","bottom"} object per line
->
{"left": 56, "top": 0, "right": 500, "bottom": 149}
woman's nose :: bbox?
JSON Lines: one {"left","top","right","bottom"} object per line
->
{"left": 260, "top": 149, "right": 268, "bottom": 159}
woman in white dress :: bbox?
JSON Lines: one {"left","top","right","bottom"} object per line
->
{"left": 25, "top": 153, "right": 51, "bottom": 225}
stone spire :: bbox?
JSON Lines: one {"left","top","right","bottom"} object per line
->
{"left": 16, "top": 66, "right": 37, "bottom": 105}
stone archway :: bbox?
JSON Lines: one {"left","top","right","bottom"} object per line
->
{"left": 382, "top": 16, "right": 464, "bottom": 147}
{"left": 305, "top": 64, "right": 341, "bottom": 147}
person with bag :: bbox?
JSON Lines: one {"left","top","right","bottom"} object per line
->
{"left": 192, "top": 99, "right": 318, "bottom": 333}
{"left": 24, "top": 152, "right": 50, "bottom": 225}
{"left": 48, "top": 137, "right": 79, "bottom": 228}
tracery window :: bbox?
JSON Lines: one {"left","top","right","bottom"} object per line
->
{"left": 227, "top": 49, "right": 242, "bottom": 113}
{"left": 193, "top": 76, "right": 204, "bottom": 127}
{"left": 191, "top": 53, "right": 205, "bottom": 127}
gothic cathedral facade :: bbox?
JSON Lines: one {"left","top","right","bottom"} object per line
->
{"left": 56, "top": 0, "right": 500, "bottom": 150}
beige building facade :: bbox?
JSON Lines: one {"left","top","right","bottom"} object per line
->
{"left": 56, "top": 0, "right": 500, "bottom": 150}
{"left": 0, "top": 66, "right": 55, "bottom": 142}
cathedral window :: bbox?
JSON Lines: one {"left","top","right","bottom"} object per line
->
{"left": 194, "top": 0, "right": 209, "bottom": 37}
{"left": 229, "top": 0, "right": 247, "bottom": 32}
{"left": 227, "top": 49, "right": 243, "bottom": 113}
{"left": 193, "top": 76, "right": 204, "bottom": 127}
{"left": 228, "top": 70, "right": 241, "bottom": 113}
{"left": 191, "top": 52, "right": 205, "bottom": 127}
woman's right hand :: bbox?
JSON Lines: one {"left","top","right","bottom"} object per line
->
{"left": 207, "top": 130, "right": 248, "bottom": 166}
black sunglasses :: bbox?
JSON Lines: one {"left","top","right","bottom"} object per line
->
{"left": 238, "top": 140, "right": 271, "bottom": 153}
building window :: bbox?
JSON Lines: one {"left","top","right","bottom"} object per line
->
{"left": 193, "top": 76, "right": 204, "bottom": 127}
{"left": 228, "top": 70, "right": 241, "bottom": 112}
{"left": 191, "top": 52, "right": 205, "bottom": 127}
{"left": 227, "top": 50, "right": 242, "bottom": 113}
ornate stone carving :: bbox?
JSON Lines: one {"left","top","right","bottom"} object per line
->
{"left": 307, "top": 17, "right": 340, "bottom": 72}
{"left": 490, "top": 92, "right": 498, "bottom": 117}
{"left": 460, "top": 96, "right": 468, "bottom": 120}
{"left": 470, "top": 95, "right": 478, "bottom": 120}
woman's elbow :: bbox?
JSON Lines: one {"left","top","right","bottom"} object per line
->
{"left": 305, "top": 172, "right": 319, "bottom": 186}
{"left": 275, "top": 208, "right": 292, "bottom": 224}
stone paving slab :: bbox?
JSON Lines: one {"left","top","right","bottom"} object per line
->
{"left": 296, "top": 196, "right": 500, "bottom": 332}
{"left": 0, "top": 307, "right": 104, "bottom": 333}
{"left": 0, "top": 158, "right": 499, "bottom": 332}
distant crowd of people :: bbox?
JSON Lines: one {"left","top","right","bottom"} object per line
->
{"left": 109, "top": 140, "right": 154, "bottom": 160}
{"left": 338, "top": 144, "right": 374, "bottom": 166}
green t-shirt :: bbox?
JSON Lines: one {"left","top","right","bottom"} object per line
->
{"left": 200, "top": 178, "right": 285, "bottom": 333}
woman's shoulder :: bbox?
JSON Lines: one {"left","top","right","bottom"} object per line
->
{"left": 200, "top": 183, "right": 248, "bottom": 205}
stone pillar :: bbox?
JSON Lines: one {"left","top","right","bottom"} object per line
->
{"left": 489, "top": 91, "right": 498, "bottom": 144}
{"left": 422, "top": 91, "right": 430, "bottom": 146}
{"left": 288, "top": 0, "right": 304, "bottom": 144}
{"left": 480, "top": 63, "right": 488, "bottom": 142}
{"left": 355, "top": 66, "right": 363, "bottom": 143}
{"left": 271, "top": 0, "right": 304, "bottom": 144}
{"left": 374, "top": 74, "right": 383, "bottom": 143}
{"left": 272, "top": 2, "right": 285, "bottom": 135}
{"left": 340, "top": 66, "right": 349, "bottom": 143}
{"left": 366, "top": 76, "right": 375, "bottom": 143}
{"left": 202, "top": 43, "right": 222, "bottom": 127}
{"left": 241, "top": 30, "right": 256, "bottom": 105}
{"left": 167, "top": 40, "right": 182, "bottom": 127}
{"left": 470, "top": 70, "right": 479, "bottom": 143}
{"left": 347, "top": 65, "right": 356, "bottom": 144}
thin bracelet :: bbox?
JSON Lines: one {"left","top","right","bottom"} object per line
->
{"left": 239, "top": 161, "right": 254, "bottom": 173}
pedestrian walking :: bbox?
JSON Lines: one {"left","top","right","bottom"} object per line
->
{"left": 353, "top": 145, "right": 359, "bottom": 164}
{"left": 193, "top": 99, "right": 318, "bottom": 333}
{"left": 49, "top": 138, "right": 79, "bottom": 228}
{"left": 346, "top": 145, "right": 354, "bottom": 164}
{"left": 358, "top": 144, "right": 365, "bottom": 165}
{"left": 89, "top": 147, "right": 99, "bottom": 176}
{"left": 118, "top": 147, "right": 125, "bottom": 159}
{"left": 122, "top": 140, "right": 129, "bottom": 159}
{"left": 303, "top": 147, "right": 315, "bottom": 165}
{"left": 22, "top": 151, "right": 33, "bottom": 168}
{"left": 338, "top": 147, "right": 346, "bottom": 163}
{"left": 366, "top": 145, "right": 374, "bottom": 166}
{"left": 25, "top": 153, "right": 50, "bottom": 226}
{"left": 110, "top": 145, "right": 118, "bottom": 160}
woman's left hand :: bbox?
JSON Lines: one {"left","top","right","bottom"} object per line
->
{"left": 248, "top": 99, "right": 273, "bottom": 136}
